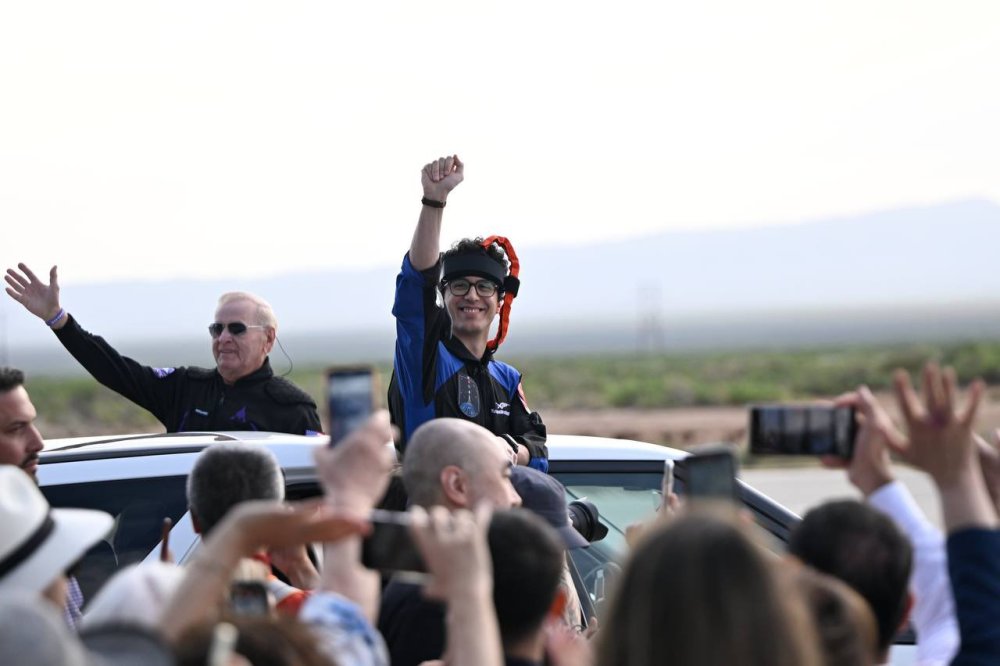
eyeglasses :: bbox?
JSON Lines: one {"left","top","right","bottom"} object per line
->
{"left": 208, "top": 322, "right": 266, "bottom": 338}
{"left": 444, "top": 279, "right": 498, "bottom": 298}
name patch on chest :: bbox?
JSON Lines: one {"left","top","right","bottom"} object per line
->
{"left": 457, "top": 374, "right": 481, "bottom": 418}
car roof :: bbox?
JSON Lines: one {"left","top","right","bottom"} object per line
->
{"left": 40, "top": 431, "right": 687, "bottom": 462}
{"left": 38, "top": 432, "right": 689, "bottom": 487}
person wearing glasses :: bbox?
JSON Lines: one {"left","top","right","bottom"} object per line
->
{"left": 388, "top": 155, "right": 548, "bottom": 470}
{"left": 4, "top": 264, "right": 321, "bottom": 435}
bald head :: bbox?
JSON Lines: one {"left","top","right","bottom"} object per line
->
{"left": 403, "top": 418, "right": 520, "bottom": 509}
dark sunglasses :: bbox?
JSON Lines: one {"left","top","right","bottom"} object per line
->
{"left": 443, "top": 279, "right": 498, "bottom": 298}
{"left": 208, "top": 322, "right": 266, "bottom": 338}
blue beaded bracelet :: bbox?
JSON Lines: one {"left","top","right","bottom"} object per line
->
{"left": 45, "top": 308, "right": 65, "bottom": 327}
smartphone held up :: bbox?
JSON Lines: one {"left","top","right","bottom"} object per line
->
{"left": 749, "top": 405, "right": 857, "bottom": 459}
{"left": 361, "top": 509, "right": 427, "bottom": 575}
{"left": 326, "top": 365, "right": 379, "bottom": 444}
{"left": 229, "top": 580, "right": 271, "bottom": 617}
{"left": 682, "top": 446, "right": 740, "bottom": 503}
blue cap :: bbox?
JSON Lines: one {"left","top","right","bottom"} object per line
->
{"left": 510, "top": 467, "right": 588, "bottom": 550}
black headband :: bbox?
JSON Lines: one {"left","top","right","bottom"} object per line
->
{"left": 441, "top": 252, "right": 507, "bottom": 287}
{"left": 0, "top": 512, "right": 55, "bottom": 578}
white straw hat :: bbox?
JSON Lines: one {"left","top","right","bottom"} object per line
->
{"left": 0, "top": 466, "right": 113, "bottom": 596}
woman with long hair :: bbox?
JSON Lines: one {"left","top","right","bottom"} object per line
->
{"left": 595, "top": 507, "right": 823, "bottom": 666}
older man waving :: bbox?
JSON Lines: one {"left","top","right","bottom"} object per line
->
{"left": 5, "top": 263, "right": 321, "bottom": 435}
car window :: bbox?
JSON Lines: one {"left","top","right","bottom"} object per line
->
{"left": 42, "top": 476, "right": 189, "bottom": 604}
{"left": 551, "top": 471, "right": 662, "bottom": 620}
{"left": 552, "top": 471, "right": 662, "bottom": 555}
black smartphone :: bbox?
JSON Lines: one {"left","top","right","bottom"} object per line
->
{"left": 683, "top": 447, "right": 739, "bottom": 502}
{"left": 361, "top": 510, "right": 427, "bottom": 574}
{"left": 229, "top": 581, "right": 271, "bottom": 616}
{"left": 326, "top": 365, "right": 378, "bottom": 444}
{"left": 749, "top": 405, "right": 857, "bottom": 458}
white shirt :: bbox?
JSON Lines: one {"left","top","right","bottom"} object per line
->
{"left": 869, "top": 480, "right": 958, "bottom": 666}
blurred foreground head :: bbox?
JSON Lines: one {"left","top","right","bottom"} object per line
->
{"left": 0, "top": 595, "right": 172, "bottom": 666}
{"left": 488, "top": 509, "right": 565, "bottom": 647}
{"left": 596, "top": 506, "right": 822, "bottom": 666}
{"left": 788, "top": 500, "right": 912, "bottom": 658}
{"left": 792, "top": 565, "right": 879, "bottom": 666}
{"left": 175, "top": 616, "right": 332, "bottom": 666}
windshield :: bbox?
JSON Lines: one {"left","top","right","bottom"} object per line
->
{"left": 552, "top": 471, "right": 663, "bottom": 555}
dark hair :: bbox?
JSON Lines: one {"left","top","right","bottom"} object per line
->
{"left": 186, "top": 443, "right": 284, "bottom": 535}
{"left": 596, "top": 507, "right": 822, "bottom": 666}
{"left": 0, "top": 367, "right": 25, "bottom": 394}
{"left": 376, "top": 467, "right": 409, "bottom": 512}
{"left": 793, "top": 566, "right": 879, "bottom": 666}
{"left": 175, "top": 616, "right": 336, "bottom": 666}
{"left": 788, "top": 500, "right": 912, "bottom": 655}
{"left": 488, "top": 508, "right": 565, "bottom": 646}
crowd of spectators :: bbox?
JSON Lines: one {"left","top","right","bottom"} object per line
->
{"left": 2, "top": 155, "right": 999, "bottom": 665}
{"left": 3, "top": 360, "right": 1000, "bottom": 665}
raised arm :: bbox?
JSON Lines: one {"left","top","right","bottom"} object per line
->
{"left": 889, "top": 364, "right": 1000, "bottom": 665}
{"left": 830, "top": 386, "right": 958, "bottom": 664}
{"left": 5, "top": 263, "right": 68, "bottom": 329}
{"left": 6, "top": 263, "right": 179, "bottom": 422}
{"left": 409, "top": 155, "right": 465, "bottom": 270}
{"left": 312, "top": 411, "right": 396, "bottom": 622}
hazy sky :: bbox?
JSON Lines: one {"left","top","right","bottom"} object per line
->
{"left": 2, "top": 1, "right": 999, "bottom": 284}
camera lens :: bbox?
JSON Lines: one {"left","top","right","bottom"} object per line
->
{"left": 567, "top": 499, "right": 609, "bottom": 543}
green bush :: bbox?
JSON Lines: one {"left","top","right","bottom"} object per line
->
{"left": 24, "top": 339, "right": 1000, "bottom": 435}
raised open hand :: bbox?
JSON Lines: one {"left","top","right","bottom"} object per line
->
{"left": 421, "top": 155, "right": 464, "bottom": 202}
{"left": 4, "top": 263, "right": 62, "bottom": 322}
{"left": 890, "top": 363, "right": 984, "bottom": 489}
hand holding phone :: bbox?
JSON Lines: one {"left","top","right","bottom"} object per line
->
{"left": 327, "top": 365, "right": 379, "bottom": 444}
{"left": 659, "top": 460, "right": 680, "bottom": 515}
{"left": 361, "top": 509, "right": 427, "bottom": 574}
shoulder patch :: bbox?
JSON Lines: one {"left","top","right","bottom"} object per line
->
{"left": 152, "top": 367, "right": 176, "bottom": 379}
{"left": 264, "top": 377, "right": 318, "bottom": 406}
{"left": 487, "top": 360, "right": 522, "bottom": 394}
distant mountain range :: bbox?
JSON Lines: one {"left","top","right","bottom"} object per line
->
{"left": 4, "top": 198, "right": 1000, "bottom": 374}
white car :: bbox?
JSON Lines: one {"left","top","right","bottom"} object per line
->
{"left": 38, "top": 430, "right": 917, "bottom": 662}
{"left": 38, "top": 432, "right": 792, "bottom": 605}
